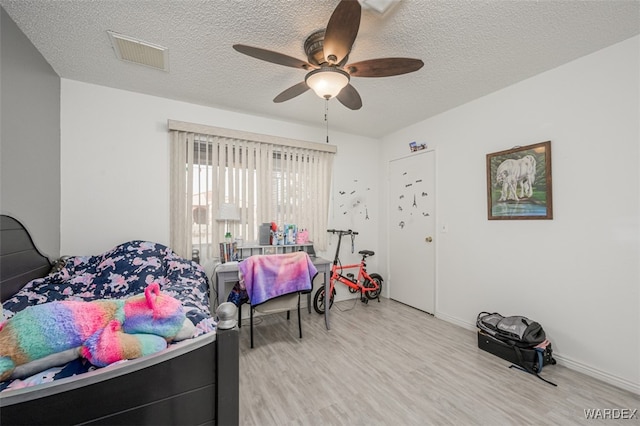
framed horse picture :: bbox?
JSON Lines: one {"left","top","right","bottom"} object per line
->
{"left": 486, "top": 141, "right": 553, "bottom": 220}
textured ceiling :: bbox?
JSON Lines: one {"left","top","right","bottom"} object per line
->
{"left": 2, "top": 0, "right": 639, "bottom": 138}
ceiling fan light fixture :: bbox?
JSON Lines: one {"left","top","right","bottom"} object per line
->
{"left": 305, "top": 67, "right": 350, "bottom": 99}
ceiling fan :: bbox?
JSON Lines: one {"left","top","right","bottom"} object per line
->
{"left": 232, "top": 0, "right": 424, "bottom": 110}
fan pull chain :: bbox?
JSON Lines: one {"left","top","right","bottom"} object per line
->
{"left": 325, "top": 98, "right": 329, "bottom": 143}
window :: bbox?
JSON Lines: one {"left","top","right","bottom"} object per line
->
{"left": 169, "top": 120, "right": 335, "bottom": 263}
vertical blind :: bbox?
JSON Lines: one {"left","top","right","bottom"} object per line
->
{"left": 169, "top": 120, "right": 336, "bottom": 261}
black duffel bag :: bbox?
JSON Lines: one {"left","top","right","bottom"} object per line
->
{"left": 477, "top": 312, "right": 556, "bottom": 386}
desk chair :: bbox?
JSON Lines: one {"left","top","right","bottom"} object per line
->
{"left": 249, "top": 292, "right": 302, "bottom": 348}
{"left": 237, "top": 251, "right": 317, "bottom": 348}
{"left": 237, "top": 283, "right": 312, "bottom": 323}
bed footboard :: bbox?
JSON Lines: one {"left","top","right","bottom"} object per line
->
{"left": 1, "top": 328, "right": 239, "bottom": 425}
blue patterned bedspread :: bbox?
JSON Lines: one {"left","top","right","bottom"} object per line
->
{"left": 1, "top": 240, "right": 215, "bottom": 392}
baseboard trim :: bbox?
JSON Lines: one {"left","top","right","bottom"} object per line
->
{"left": 435, "top": 311, "right": 476, "bottom": 331}
{"left": 435, "top": 311, "right": 640, "bottom": 395}
{"left": 554, "top": 354, "right": 640, "bottom": 395}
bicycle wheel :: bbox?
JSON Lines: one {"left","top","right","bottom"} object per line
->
{"left": 313, "top": 285, "right": 335, "bottom": 314}
{"left": 364, "top": 274, "right": 383, "bottom": 300}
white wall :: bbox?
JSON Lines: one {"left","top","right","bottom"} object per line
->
{"left": 324, "top": 130, "right": 382, "bottom": 301}
{"left": 60, "top": 79, "right": 381, "bottom": 276}
{"left": 1, "top": 8, "right": 60, "bottom": 260}
{"left": 380, "top": 36, "right": 640, "bottom": 393}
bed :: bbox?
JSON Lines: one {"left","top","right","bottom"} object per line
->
{"left": 0, "top": 215, "right": 239, "bottom": 425}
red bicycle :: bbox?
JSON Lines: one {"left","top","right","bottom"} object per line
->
{"left": 313, "top": 229, "right": 383, "bottom": 314}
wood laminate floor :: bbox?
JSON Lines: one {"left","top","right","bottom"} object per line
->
{"left": 238, "top": 297, "right": 638, "bottom": 425}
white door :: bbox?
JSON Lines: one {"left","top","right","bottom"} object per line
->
{"left": 388, "top": 151, "right": 436, "bottom": 313}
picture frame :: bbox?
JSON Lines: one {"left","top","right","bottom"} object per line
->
{"left": 486, "top": 141, "right": 553, "bottom": 220}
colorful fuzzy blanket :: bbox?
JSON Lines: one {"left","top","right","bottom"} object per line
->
{"left": 238, "top": 252, "right": 317, "bottom": 306}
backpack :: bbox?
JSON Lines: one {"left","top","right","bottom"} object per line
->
{"left": 477, "top": 312, "right": 556, "bottom": 386}
{"left": 476, "top": 312, "right": 546, "bottom": 347}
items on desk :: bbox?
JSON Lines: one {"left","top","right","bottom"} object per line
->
{"left": 259, "top": 223, "right": 272, "bottom": 245}
{"left": 272, "top": 228, "right": 285, "bottom": 245}
{"left": 271, "top": 224, "right": 299, "bottom": 246}
{"left": 219, "top": 241, "right": 239, "bottom": 263}
{"left": 262, "top": 222, "right": 306, "bottom": 246}
{"left": 296, "top": 229, "right": 309, "bottom": 244}
{"left": 284, "top": 224, "right": 297, "bottom": 245}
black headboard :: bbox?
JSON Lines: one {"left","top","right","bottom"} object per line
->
{"left": 0, "top": 215, "right": 51, "bottom": 302}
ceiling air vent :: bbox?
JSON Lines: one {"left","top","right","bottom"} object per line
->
{"left": 359, "top": 0, "right": 400, "bottom": 16}
{"left": 107, "top": 30, "right": 169, "bottom": 72}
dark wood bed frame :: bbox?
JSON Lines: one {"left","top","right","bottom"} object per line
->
{"left": 0, "top": 215, "right": 239, "bottom": 425}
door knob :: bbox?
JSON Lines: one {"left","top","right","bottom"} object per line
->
{"left": 425, "top": 236, "right": 433, "bottom": 243}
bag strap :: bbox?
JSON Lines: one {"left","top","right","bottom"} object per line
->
{"left": 509, "top": 347, "right": 557, "bottom": 387}
{"left": 535, "top": 348, "right": 545, "bottom": 373}
{"left": 476, "top": 311, "right": 492, "bottom": 324}
{"left": 509, "top": 364, "right": 558, "bottom": 387}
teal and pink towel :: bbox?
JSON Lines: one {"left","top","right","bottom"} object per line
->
{"left": 238, "top": 252, "right": 317, "bottom": 306}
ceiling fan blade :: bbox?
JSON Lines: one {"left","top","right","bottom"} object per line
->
{"left": 323, "top": 0, "right": 362, "bottom": 65}
{"left": 346, "top": 58, "right": 425, "bottom": 77}
{"left": 233, "top": 44, "right": 315, "bottom": 70}
{"left": 336, "top": 83, "right": 362, "bottom": 110}
{"left": 273, "top": 81, "right": 310, "bottom": 103}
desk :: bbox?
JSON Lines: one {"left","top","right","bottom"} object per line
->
{"left": 213, "top": 256, "right": 332, "bottom": 329}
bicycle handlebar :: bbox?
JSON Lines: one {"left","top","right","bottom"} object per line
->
{"left": 327, "top": 229, "right": 359, "bottom": 236}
